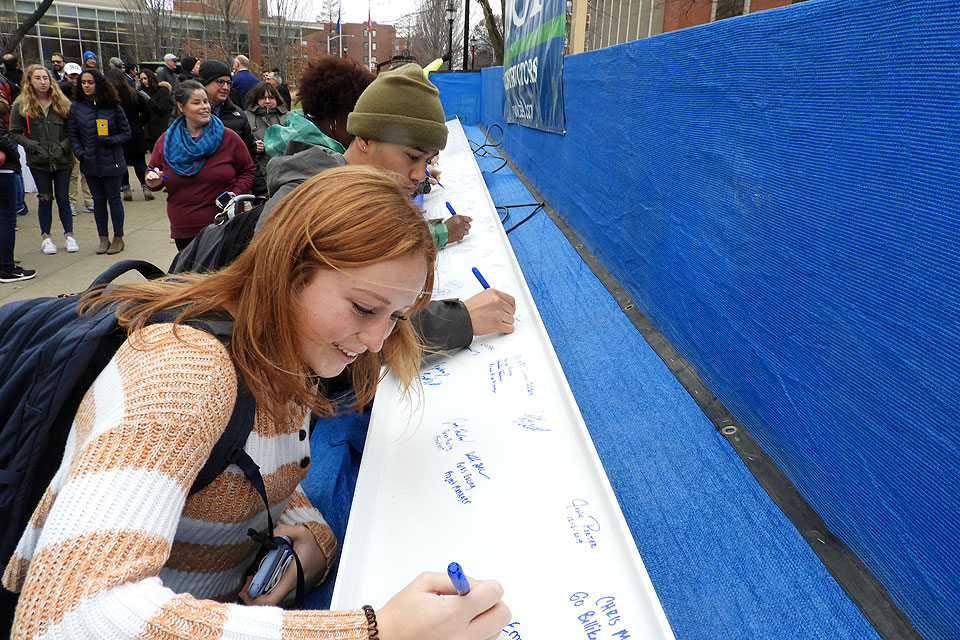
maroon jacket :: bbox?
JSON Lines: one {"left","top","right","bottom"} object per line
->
{"left": 149, "top": 127, "right": 255, "bottom": 239}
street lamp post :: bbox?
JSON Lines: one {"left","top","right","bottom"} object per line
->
{"left": 445, "top": 6, "right": 455, "bottom": 70}
{"left": 327, "top": 33, "right": 355, "bottom": 57}
{"left": 470, "top": 36, "right": 477, "bottom": 70}
{"left": 462, "top": 0, "right": 470, "bottom": 71}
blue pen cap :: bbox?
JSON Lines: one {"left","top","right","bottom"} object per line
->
{"left": 445, "top": 201, "right": 457, "bottom": 216}
{"left": 447, "top": 561, "right": 470, "bottom": 595}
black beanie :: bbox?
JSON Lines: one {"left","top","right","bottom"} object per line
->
{"left": 347, "top": 63, "right": 447, "bottom": 151}
{"left": 181, "top": 56, "right": 199, "bottom": 74}
{"left": 198, "top": 60, "right": 231, "bottom": 86}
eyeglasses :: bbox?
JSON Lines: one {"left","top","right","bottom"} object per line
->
{"left": 215, "top": 78, "right": 233, "bottom": 87}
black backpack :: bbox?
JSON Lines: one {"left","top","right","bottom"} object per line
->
{"left": 0, "top": 260, "right": 260, "bottom": 626}
{"left": 169, "top": 200, "right": 265, "bottom": 274}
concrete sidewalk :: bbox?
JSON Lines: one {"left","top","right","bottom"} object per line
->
{"left": 1, "top": 188, "right": 179, "bottom": 305}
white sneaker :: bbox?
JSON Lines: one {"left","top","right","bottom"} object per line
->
{"left": 70, "top": 203, "right": 79, "bottom": 216}
{"left": 65, "top": 236, "right": 80, "bottom": 252}
{"left": 41, "top": 238, "right": 58, "bottom": 255}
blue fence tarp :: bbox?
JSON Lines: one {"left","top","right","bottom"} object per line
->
{"left": 471, "top": 0, "right": 960, "bottom": 638}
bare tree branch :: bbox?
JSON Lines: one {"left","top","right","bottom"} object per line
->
{"left": 1, "top": 0, "right": 54, "bottom": 57}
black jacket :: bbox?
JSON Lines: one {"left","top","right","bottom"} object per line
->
{"left": 118, "top": 89, "right": 152, "bottom": 159}
{"left": 144, "top": 85, "right": 174, "bottom": 147}
{"left": 0, "top": 118, "right": 21, "bottom": 172}
{"left": 214, "top": 97, "right": 261, "bottom": 194}
{"left": 67, "top": 98, "right": 131, "bottom": 177}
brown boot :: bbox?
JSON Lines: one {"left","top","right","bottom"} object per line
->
{"left": 142, "top": 186, "right": 155, "bottom": 201}
{"left": 96, "top": 236, "right": 110, "bottom": 254}
{"left": 106, "top": 237, "right": 125, "bottom": 255}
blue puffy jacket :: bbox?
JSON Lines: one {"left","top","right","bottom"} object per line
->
{"left": 67, "top": 98, "right": 131, "bottom": 177}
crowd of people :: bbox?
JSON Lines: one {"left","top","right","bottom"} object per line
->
{"left": 0, "top": 50, "right": 299, "bottom": 282}
{"left": 2, "top": 45, "right": 519, "bottom": 640}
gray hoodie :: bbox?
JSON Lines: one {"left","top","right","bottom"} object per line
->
{"left": 256, "top": 141, "right": 346, "bottom": 232}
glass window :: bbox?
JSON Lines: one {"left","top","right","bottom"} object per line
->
{"left": 16, "top": 1, "right": 37, "bottom": 12}
{"left": 78, "top": 8, "right": 97, "bottom": 19}
{"left": 363, "top": 28, "right": 368, "bottom": 37}
{"left": 363, "top": 41, "right": 368, "bottom": 50}
{"left": 39, "top": 24, "right": 59, "bottom": 38}
{"left": 20, "top": 35, "right": 40, "bottom": 64}
{"left": 101, "top": 42, "right": 119, "bottom": 59}
{"left": 57, "top": 5, "right": 77, "bottom": 17}
{"left": 372, "top": 42, "right": 376, "bottom": 50}
{"left": 61, "top": 25, "right": 79, "bottom": 41}
{"left": 363, "top": 55, "right": 368, "bottom": 63}
{"left": 61, "top": 39, "right": 81, "bottom": 61}
{"left": 79, "top": 30, "right": 99, "bottom": 43}
{"left": 372, "top": 29, "right": 377, "bottom": 37}
{"left": 714, "top": 0, "right": 744, "bottom": 20}
{"left": 79, "top": 18, "right": 97, "bottom": 31}
{"left": 40, "top": 36, "right": 62, "bottom": 58}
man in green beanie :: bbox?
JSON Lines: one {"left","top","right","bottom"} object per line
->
{"left": 261, "top": 62, "right": 471, "bottom": 247}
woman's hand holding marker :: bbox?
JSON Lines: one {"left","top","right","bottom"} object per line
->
{"left": 376, "top": 569, "right": 510, "bottom": 640}
{"left": 144, "top": 167, "right": 165, "bottom": 189}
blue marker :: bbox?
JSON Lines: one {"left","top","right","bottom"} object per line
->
{"left": 426, "top": 169, "right": 444, "bottom": 187}
{"left": 447, "top": 562, "right": 471, "bottom": 596}
{"left": 472, "top": 267, "right": 490, "bottom": 289}
{"left": 445, "top": 201, "right": 457, "bottom": 216}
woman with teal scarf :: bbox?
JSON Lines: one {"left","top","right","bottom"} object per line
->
{"left": 145, "top": 80, "right": 255, "bottom": 250}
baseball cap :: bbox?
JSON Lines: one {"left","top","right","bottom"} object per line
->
{"left": 64, "top": 62, "right": 82, "bottom": 75}
{"left": 164, "top": 53, "right": 179, "bottom": 62}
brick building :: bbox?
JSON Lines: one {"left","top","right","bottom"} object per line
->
{"left": 301, "top": 22, "right": 397, "bottom": 71}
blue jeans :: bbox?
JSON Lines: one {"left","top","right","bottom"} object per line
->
{"left": 30, "top": 167, "right": 74, "bottom": 236}
{"left": 0, "top": 173, "right": 18, "bottom": 267}
{"left": 14, "top": 172, "right": 26, "bottom": 214}
{"left": 86, "top": 174, "right": 125, "bottom": 237}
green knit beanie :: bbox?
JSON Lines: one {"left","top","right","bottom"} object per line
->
{"left": 347, "top": 63, "right": 448, "bottom": 150}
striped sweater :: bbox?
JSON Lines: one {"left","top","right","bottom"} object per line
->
{"left": 3, "top": 323, "right": 369, "bottom": 639}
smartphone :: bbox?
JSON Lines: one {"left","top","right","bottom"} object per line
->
{"left": 215, "top": 191, "right": 232, "bottom": 209}
{"left": 248, "top": 536, "right": 293, "bottom": 599}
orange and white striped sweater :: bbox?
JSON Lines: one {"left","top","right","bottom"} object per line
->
{"left": 3, "top": 323, "right": 369, "bottom": 639}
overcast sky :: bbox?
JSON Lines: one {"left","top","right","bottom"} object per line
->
{"left": 323, "top": 0, "right": 497, "bottom": 28}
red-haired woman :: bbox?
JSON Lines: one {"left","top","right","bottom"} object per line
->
{"left": 4, "top": 166, "right": 510, "bottom": 639}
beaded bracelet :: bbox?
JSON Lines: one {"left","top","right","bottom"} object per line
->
{"left": 362, "top": 604, "right": 379, "bottom": 639}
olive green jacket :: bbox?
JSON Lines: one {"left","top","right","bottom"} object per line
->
{"left": 9, "top": 101, "right": 74, "bottom": 171}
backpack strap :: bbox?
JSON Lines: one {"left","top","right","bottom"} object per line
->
{"left": 89, "top": 259, "right": 166, "bottom": 291}
{"left": 149, "top": 312, "right": 299, "bottom": 602}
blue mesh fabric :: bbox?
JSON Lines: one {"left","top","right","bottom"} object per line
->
{"left": 476, "top": 1, "right": 960, "bottom": 638}
{"left": 430, "top": 72, "right": 482, "bottom": 125}
{"left": 465, "top": 125, "right": 878, "bottom": 639}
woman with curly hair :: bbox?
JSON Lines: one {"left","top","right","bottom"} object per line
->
{"left": 264, "top": 55, "right": 373, "bottom": 157}
{"left": 67, "top": 68, "right": 131, "bottom": 254}
{"left": 8, "top": 64, "right": 78, "bottom": 255}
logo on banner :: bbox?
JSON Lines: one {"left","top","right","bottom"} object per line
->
{"left": 503, "top": 0, "right": 565, "bottom": 134}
